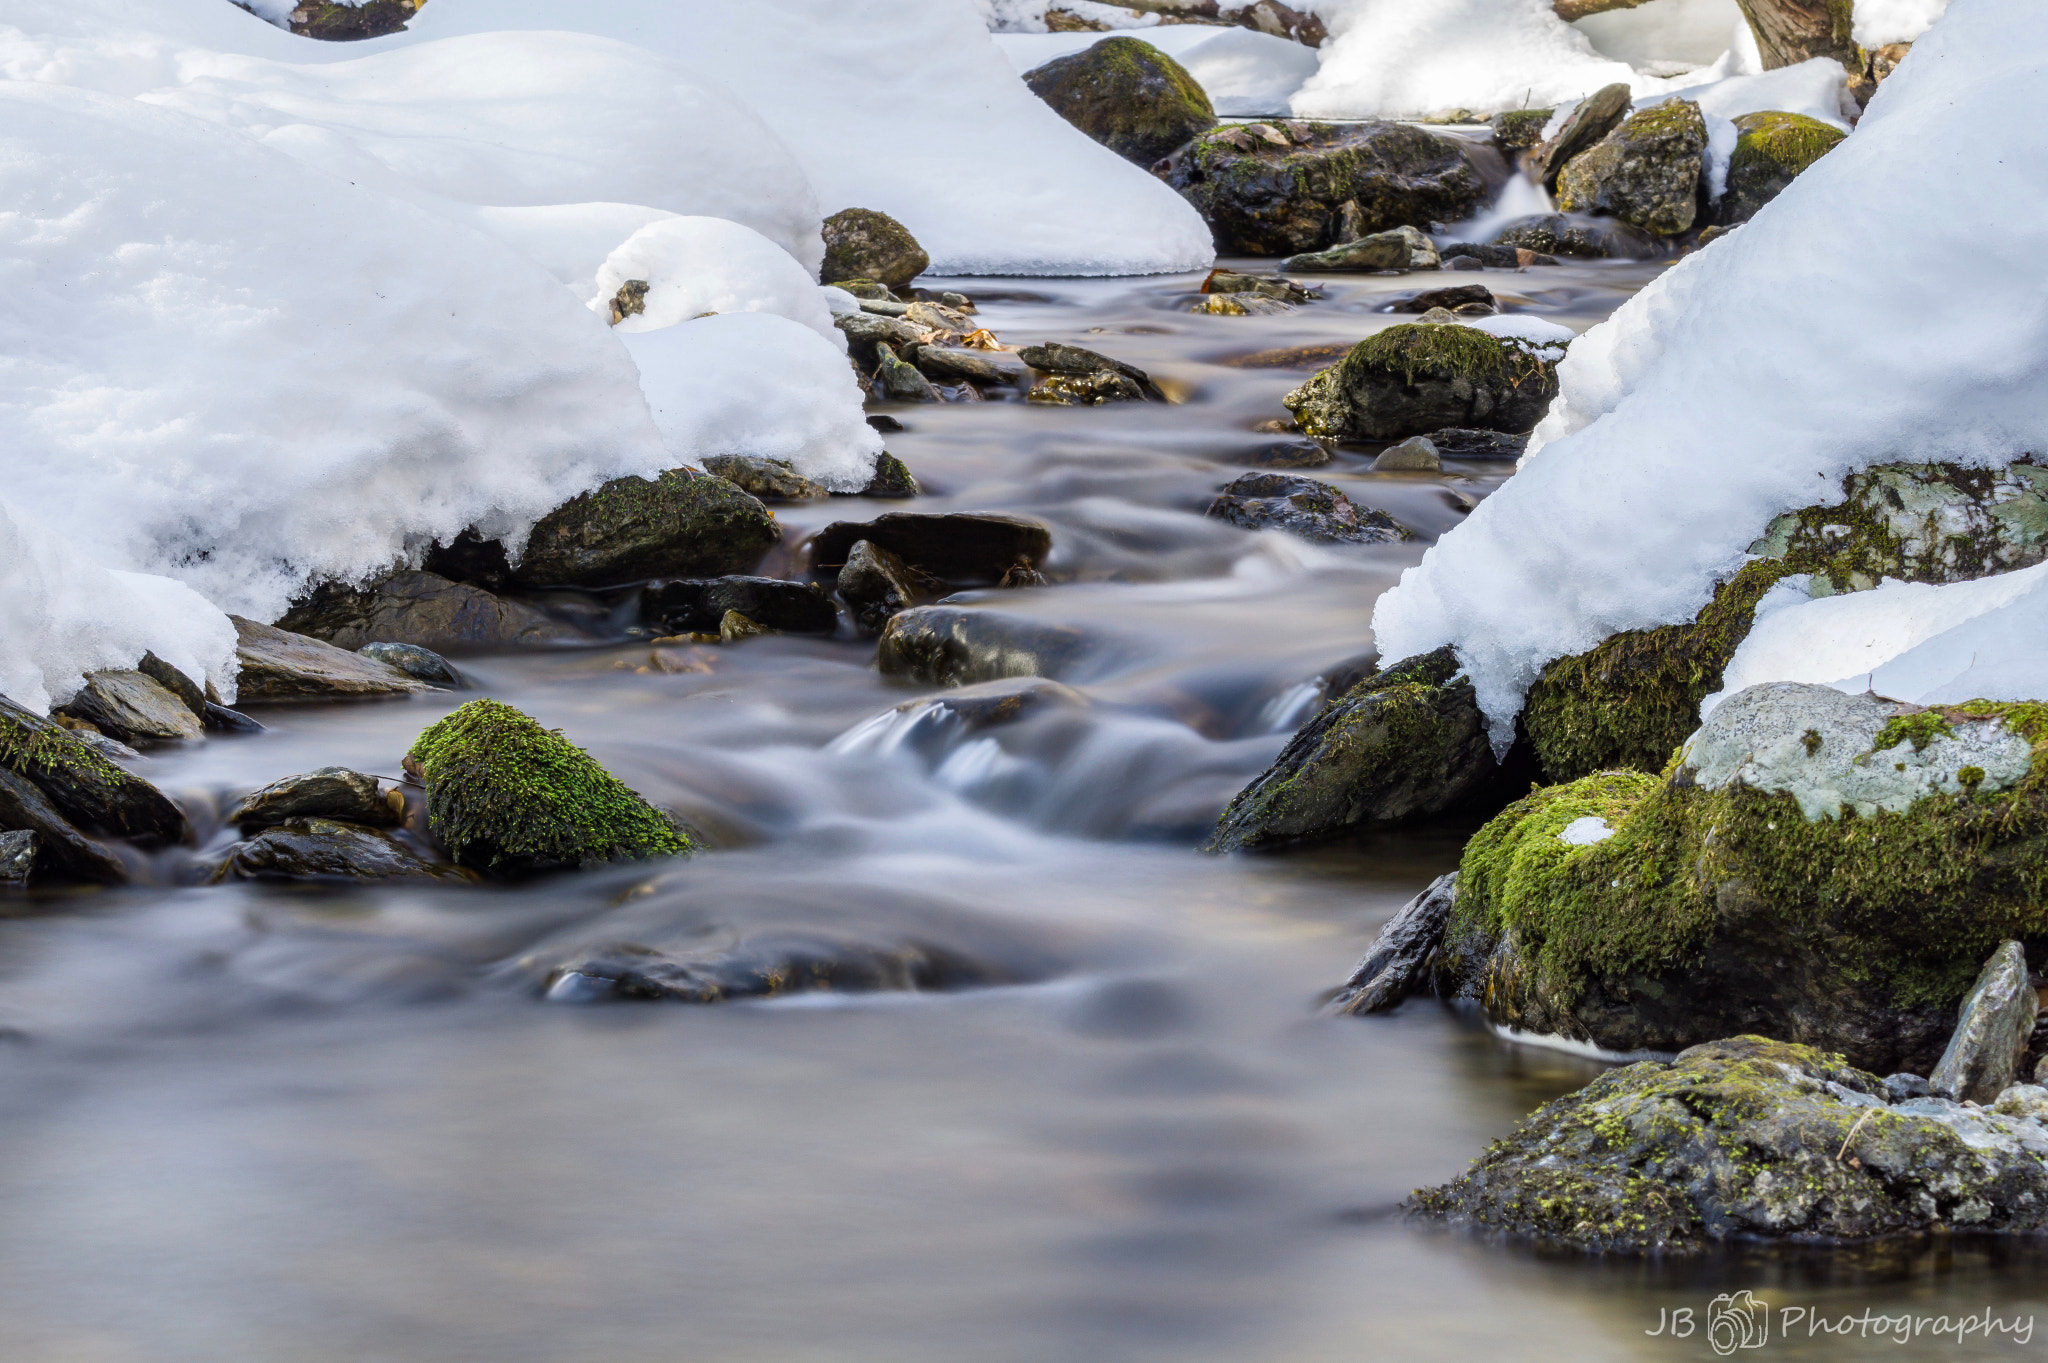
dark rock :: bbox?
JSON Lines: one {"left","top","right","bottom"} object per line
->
{"left": 1719, "top": 110, "right": 1846, "bottom": 225}
{"left": 1282, "top": 226, "right": 1439, "bottom": 273}
{"left": 1201, "top": 270, "right": 1320, "bottom": 303}
{"left": 286, "top": 0, "right": 416, "bottom": 41}
{"left": 0, "top": 766, "right": 127, "bottom": 884}
{"left": 1205, "top": 648, "right": 1500, "bottom": 851}
{"left": 1018, "top": 341, "right": 1157, "bottom": 396}
{"left": 357, "top": 642, "right": 461, "bottom": 688}
{"left": 1533, "top": 82, "right": 1632, "bottom": 189}
{"left": 540, "top": 932, "right": 1010, "bottom": 1004}
{"left": 1439, "top": 242, "right": 1558, "bottom": 269}
{"left": 217, "top": 818, "right": 471, "bottom": 883}
{"left": 229, "top": 767, "right": 401, "bottom": 833}
{"left": 877, "top": 607, "right": 1097, "bottom": 688}
{"left": 1427, "top": 427, "right": 1528, "bottom": 459}
{"left": 1884, "top": 1072, "right": 1934, "bottom": 1102}
{"left": 858, "top": 452, "right": 920, "bottom": 499}
{"left": 1206, "top": 473, "right": 1411, "bottom": 544}
{"left": 1556, "top": 99, "right": 1709, "bottom": 236}
{"left": 421, "top": 529, "right": 515, "bottom": 592}
{"left": 1241, "top": 439, "right": 1333, "bottom": 470}
{"left": 0, "top": 829, "right": 33, "bottom": 886}
{"left": 875, "top": 343, "right": 939, "bottom": 402}
{"left": 57, "top": 670, "right": 203, "bottom": 744}
{"left": 834, "top": 279, "right": 899, "bottom": 302}
{"left": 806, "top": 513, "right": 1052, "bottom": 588}
{"left": 912, "top": 346, "right": 1028, "bottom": 387}
{"left": 700, "top": 454, "right": 829, "bottom": 502}
{"left": 1328, "top": 872, "right": 1458, "bottom": 1015}
{"left": 204, "top": 702, "right": 267, "bottom": 735}
{"left": 0, "top": 695, "right": 187, "bottom": 846}
{"left": 1371, "top": 436, "right": 1442, "bottom": 472}
{"left": 886, "top": 676, "right": 1087, "bottom": 733}
{"left": 1168, "top": 120, "right": 1483, "bottom": 257}
{"left": 232, "top": 616, "right": 429, "bottom": 703}
{"left": 1491, "top": 212, "right": 1660, "bottom": 260}
{"left": 276, "top": 571, "right": 581, "bottom": 651}
{"left": 866, "top": 414, "right": 906, "bottom": 435}
{"left": 821, "top": 208, "right": 929, "bottom": 290}
{"left": 1027, "top": 370, "right": 1145, "bottom": 405}
{"left": 1283, "top": 323, "right": 1562, "bottom": 441}
{"left": 1024, "top": 36, "right": 1214, "bottom": 165}
{"left": 642, "top": 576, "right": 838, "bottom": 635}
{"left": 1390, "top": 284, "right": 1496, "bottom": 314}
{"left": 515, "top": 469, "right": 779, "bottom": 588}
{"left": 137, "top": 652, "right": 208, "bottom": 720}
{"left": 1489, "top": 107, "right": 1552, "bottom": 155}
{"left": 836, "top": 539, "right": 920, "bottom": 635}
{"left": 1930, "top": 943, "right": 2039, "bottom": 1104}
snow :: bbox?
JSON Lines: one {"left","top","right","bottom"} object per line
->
{"left": 1465, "top": 314, "right": 1578, "bottom": 350}
{"left": 594, "top": 216, "right": 844, "bottom": 345}
{"left": 977, "top": 0, "right": 1158, "bottom": 31}
{"left": 1557, "top": 815, "right": 1614, "bottom": 845}
{"left": 1570, "top": 0, "right": 1743, "bottom": 72}
{"left": 1640, "top": 57, "right": 1855, "bottom": 131}
{"left": 995, "top": 25, "right": 1323, "bottom": 115}
{"left": 1855, "top": 0, "right": 1951, "bottom": 47}
{"left": 1371, "top": 0, "right": 2048, "bottom": 748}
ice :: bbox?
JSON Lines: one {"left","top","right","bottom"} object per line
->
{"left": 594, "top": 217, "right": 843, "bottom": 346}
{"left": 995, "top": 25, "right": 1323, "bottom": 115}
{"left": 1855, "top": 0, "right": 1952, "bottom": 47}
{"left": 1371, "top": 0, "right": 2048, "bottom": 746}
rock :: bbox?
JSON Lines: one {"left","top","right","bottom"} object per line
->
{"left": 1426, "top": 427, "right": 1527, "bottom": 459}
{"left": 1206, "top": 473, "right": 1411, "bottom": 543}
{"left": 1205, "top": 648, "right": 1500, "bottom": 852}
{"left": 405, "top": 699, "right": 693, "bottom": 875}
{"left": 902, "top": 300, "right": 972, "bottom": 334}
{"left": 912, "top": 346, "right": 1028, "bottom": 387}
{"left": 1282, "top": 323, "right": 1562, "bottom": 441}
{"left": 1327, "top": 872, "right": 1458, "bottom": 1014}
{"left": 701, "top": 454, "right": 830, "bottom": 502}
{"left": 1390, "top": 284, "right": 1496, "bottom": 314}
{"left": 1491, "top": 212, "right": 1660, "bottom": 260}
{"left": 136, "top": 652, "right": 208, "bottom": 721}
{"left": 1719, "top": 110, "right": 1846, "bottom": 225}
{"left": 1930, "top": 943, "right": 2039, "bottom": 1104}
{"left": 1556, "top": 100, "right": 1709, "bottom": 236}
{"left": 276, "top": 571, "right": 582, "bottom": 651}
{"left": 1490, "top": 107, "right": 1552, "bottom": 155}
{"left": 859, "top": 452, "right": 920, "bottom": 499}
{"left": 1372, "top": 437, "right": 1442, "bottom": 472}
{"left": 642, "top": 576, "right": 838, "bottom": 635}
{"left": 834, "top": 279, "right": 899, "bottom": 302}
{"left": 229, "top": 767, "right": 402, "bottom": 833}
{"left": 875, "top": 343, "right": 940, "bottom": 402}
{"left": 1241, "top": 439, "right": 1333, "bottom": 470}
{"left": 1440, "top": 242, "right": 1559, "bottom": 269}
{"left": 217, "top": 818, "right": 471, "bottom": 884}
{"left": 833, "top": 309, "right": 931, "bottom": 365}
{"left": 232, "top": 616, "right": 430, "bottom": 703}
{"left": 0, "top": 695, "right": 187, "bottom": 846}
{"left": 886, "top": 676, "right": 1087, "bottom": 734}
{"left": 718, "top": 611, "right": 770, "bottom": 644}
{"left": 1190, "top": 293, "right": 1296, "bottom": 317}
{"left": 1443, "top": 254, "right": 1484, "bottom": 271}
{"left": 357, "top": 643, "right": 462, "bottom": 688}
{"left": 876, "top": 607, "right": 1097, "bottom": 688}
{"left": 1281, "top": 226, "right": 1440, "bottom": 273}
{"left": 0, "top": 829, "right": 32, "bottom": 886}
{"left": 0, "top": 766, "right": 127, "bottom": 884}
{"left": 1023, "top": 37, "right": 1216, "bottom": 167}
{"left": 1993, "top": 1084, "right": 2048, "bottom": 1122}
{"left": 204, "top": 702, "right": 267, "bottom": 735}
{"left": 836, "top": 539, "right": 920, "bottom": 635}
{"left": 821, "top": 208, "right": 928, "bottom": 290}
{"left": 1169, "top": 120, "right": 1483, "bottom": 257}
{"left": 1201, "top": 270, "right": 1319, "bottom": 303}
{"left": 1533, "top": 82, "right": 1632, "bottom": 190}
{"left": 286, "top": 0, "right": 417, "bottom": 41}
{"left": 806, "top": 513, "right": 1053, "bottom": 588}
{"left": 515, "top": 470, "right": 779, "bottom": 588}
{"left": 1028, "top": 370, "right": 1145, "bottom": 405}
{"left": 1884, "top": 1072, "right": 1934, "bottom": 1101}
{"left": 56, "top": 671, "right": 203, "bottom": 745}
{"left": 539, "top": 933, "right": 1011, "bottom": 1004}
{"left": 1018, "top": 341, "right": 1157, "bottom": 396}
{"left": 1410, "top": 1036, "right": 2048, "bottom": 1254}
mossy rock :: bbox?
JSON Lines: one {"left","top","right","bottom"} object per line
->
{"left": 406, "top": 699, "right": 691, "bottom": 874}
{"left": 821, "top": 209, "right": 929, "bottom": 291}
{"left": 1023, "top": 37, "right": 1216, "bottom": 168}
{"left": 1555, "top": 100, "right": 1708, "bottom": 237}
{"left": 1410, "top": 1036, "right": 2048, "bottom": 1254}
{"left": 287, "top": 0, "right": 418, "bottom": 41}
{"left": 1719, "top": 110, "right": 1845, "bottom": 225}
{"left": 515, "top": 469, "right": 779, "bottom": 589}
{"left": 0, "top": 695, "right": 186, "bottom": 847}
{"left": 1489, "top": 108, "right": 1552, "bottom": 156}
{"left": 1282, "top": 323, "right": 1562, "bottom": 441}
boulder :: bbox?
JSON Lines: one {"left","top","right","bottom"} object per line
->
{"left": 0, "top": 695, "right": 187, "bottom": 846}
{"left": 1206, "top": 473, "right": 1411, "bottom": 543}
{"left": 217, "top": 818, "right": 471, "bottom": 884}
{"left": 276, "top": 571, "right": 582, "bottom": 651}
{"left": 1281, "top": 226, "right": 1439, "bottom": 273}
{"left": 0, "top": 829, "right": 32, "bottom": 886}
{"left": 875, "top": 343, "right": 940, "bottom": 402}
{"left": 912, "top": 346, "right": 1029, "bottom": 387}
{"left": 286, "top": 0, "right": 417, "bottom": 41}
{"left": 877, "top": 607, "right": 1098, "bottom": 688}
{"left": 1168, "top": 120, "right": 1483, "bottom": 257}
{"left": 859, "top": 452, "right": 921, "bottom": 499}
{"left": 1411, "top": 1036, "right": 2048, "bottom": 1254}
{"left": 357, "top": 642, "right": 462, "bottom": 688}
{"left": 1371, "top": 437, "right": 1442, "bottom": 472}
{"left": 1995, "top": 1084, "right": 2048, "bottom": 1121}
{"left": 515, "top": 470, "right": 779, "bottom": 588}
{"left": 1490, "top": 212, "right": 1659, "bottom": 260}
{"left": 0, "top": 767, "right": 127, "bottom": 883}
{"left": 806, "top": 513, "right": 1053, "bottom": 588}
{"left": 642, "top": 576, "right": 839, "bottom": 635}
{"left": 1390, "top": 284, "right": 1496, "bottom": 314}
{"left": 232, "top": 616, "right": 430, "bottom": 703}
{"left": 1719, "top": 110, "right": 1846, "bottom": 225}
{"left": 1282, "top": 323, "right": 1562, "bottom": 441}
{"left": 1533, "top": 82, "right": 1632, "bottom": 190}
{"left": 1930, "top": 943, "right": 2039, "bottom": 1104}
{"left": 56, "top": 670, "right": 203, "bottom": 744}
{"left": 1426, "top": 427, "right": 1526, "bottom": 459}
{"left": 1489, "top": 108, "right": 1552, "bottom": 155}
{"left": 1205, "top": 648, "right": 1501, "bottom": 852}
{"left": 836, "top": 539, "right": 920, "bottom": 635}
{"left": 821, "top": 208, "right": 929, "bottom": 290}
{"left": 1556, "top": 100, "right": 1709, "bottom": 236}
{"left": 405, "top": 699, "right": 692, "bottom": 875}
{"left": 1327, "top": 872, "right": 1458, "bottom": 1014}
{"left": 229, "top": 767, "right": 402, "bottom": 833}
{"left": 700, "top": 454, "right": 830, "bottom": 502}
{"left": 1023, "top": 37, "right": 1217, "bottom": 166}
{"left": 1018, "top": 341, "right": 1158, "bottom": 397}
{"left": 539, "top": 933, "right": 1010, "bottom": 1004}
{"left": 833, "top": 309, "right": 932, "bottom": 366}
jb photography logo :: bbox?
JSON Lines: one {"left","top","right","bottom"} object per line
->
{"left": 1646, "top": 1296, "right": 2038, "bottom": 1351}
{"left": 1708, "top": 1292, "right": 1768, "bottom": 1355}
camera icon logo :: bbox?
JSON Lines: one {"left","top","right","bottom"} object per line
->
{"left": 1708, "top": 1290, "right": 1769, "bottom": 1354}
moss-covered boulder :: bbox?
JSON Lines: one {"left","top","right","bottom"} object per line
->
{"left": 821, "top": 209, "right": 929, "bottom": 291}
{"left": 1532, "top": 82, "right": 1631, "bottom": 190}
{"left": 0, "top": 695, "right": 186, "bottom": 847}
{"left": 405, "top": 700, "right": 692, "bottom": 874}
{"left": 1023, "top": 37, "right": 1216, "bottom": 167}
{"left": 1438, "top": 683, "right": 2048, "bottom": 1074}
{"left": 515, "top": 469, "right": 779, "bottom": 588}
{"left": 1410, "top": 1036, "right": 2048, "bottom": 1254}
{"left": 1167, "top": 121, "right": 1483, "bottom": 257}
{"left": 1719, "top": 110, "right": 1846, "bottom": 225}
{"left": 1282, "top": 323, "right": 1563, "bottom": 441}
{"left": 1556, "top": 100, "right": 1709, "bottom": 236}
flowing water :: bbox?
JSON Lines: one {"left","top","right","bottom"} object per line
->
{"left": 2, "top": 263, "right": 2042, "bottom": 1362}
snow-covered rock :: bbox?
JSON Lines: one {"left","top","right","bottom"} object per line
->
{"left": 594, "top": 216, "right": 843, "bottom": 344}
{"left": 995, "top": 25, "right": 1321, "bottom": 116}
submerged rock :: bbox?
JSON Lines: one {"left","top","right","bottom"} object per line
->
{"left": 1491, "top": 213, "right": 1658, "bottom": 260}
{"left": 233, "top": 617, "right": 430, "bottom": 703}
{"left": 57, "top": 670, "right": 203, "bottom": 745}
{"left": 1283, "top": 323, "right": 1562, "bottom": 441}
{"left": 1533, "top": 82, "right": 1632, "bottom": 190}
{"left": 540, "top": 933, "right": 1011, "bottom": 1004}
{"left": 1930, "top": 943, "right": 2039, "bottom": 1104}
{"left": 0, "top": 829, "right": 32, "bottom": 886}
{"left": 1328, "top": 872, "right": 1458, "bottom": 1015}
{"left": 821, "top": 208, "right": 928, "bottom": 290}
{"left": 1556, "top": 100, "right": 1709, "bottom": 237}
{"left": 1023, "top": 36, "right": 1216, "bottom": 167}
{"left": 1027, "top": 370, "right": 1145, "bottom": 405}
{"left": 1206, "top": 473, "right": 1410, "bottom": 544}
{"left": 1719, "top": 110, "right": 1846, "bottom": 225}
{"left": 1241, "top": 439, "right": 1333, "bottom": 470}
{"left": 1282, "top": 226, "right": 1439, "bottom": 273}
{"left": 836, "top": 539, "right": 920, "bottom": 635}
{"left": 277, "top": 571, "right": 581, "bottom": 651}
{"left": 217, "top": 817, "right": 471, "bottom": 884}
{"left": 877, "top": 607, "right": 1098, "bottom": 688}
{"left": 700, "top": 454, "right": 830, "bottom": 502}
{"left": 806, "top": 513, "right": 1052, "bottom": 588}
{"left": 0, "top": 695, "right": 187, "bottom": 847}
{"left": 229, "top": 767, "right": 402, "bottom": 833}
{"left": 516, "top": 470, "right": 779, "bottom": 588}
{"left": 357, "top": 642, "right": 462, "bottom": 688}
{"left": 642, "top": 576, "right": 838, "bottom": 635}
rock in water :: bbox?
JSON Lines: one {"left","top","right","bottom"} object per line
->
{"left": 875, "top": 343, "right": 939, "bottom": 403}
{"left": 877, "top": 607, "right": 1098, "bottom": 688}
{"left": 405, "top": 699, "right": 692, "bottom": 875}
{"left": 642, "top": 577, "right": 838, "bottom": 635}
{"left": 806, "top": 513, "right": 1052, "bottom": 588}
{"left": 0, "top": 766, "right": 127, "bottom": 883}
{"left": 277, "top": 571, "right": 582, "bottom": 651}
{"left": 540, "top": 933, "right": 1010, "bottom": 1004}
{"left": 57, "top": 670, "right": 203, "bottom": 744}
{"left": 1391, "top": 284, "right": 1497, "bottom": 315}
{"left": 1426, "top": 428, "right": 1526, "bottom": 459}
{"left": 357, "top": 643, "right": 462, "bottom": 688}
{"left": 700, "top": 454, "right": 830, "bottom": 502}
{"left": 1719, "top": 111, "right": 1846, "bottom": 225}
{"left": 1328, "top": 873, "right": 1458, "bottom": 1014}
{"left": 1022, "top": 37, "right": 1216, "bottom": 167}
{"left": 232, "top": 617, "right": 430, "bottom": 703}
{"left": 1556, "top": 100, "right": 1709, "bottom": 237}
{"left": 1206, "top": 473, "right": 1410, "bottom": 544}
{"left": 1281, "top": 227, "right": 1439, "bottom": 273}
{"left": 1411, "top": 1036, "right": 2048, "bottom": 1254}
{"left": 1168, "top": 121, "right": 1482, "bottom": 257}
{"left": 1372, "top": 437, "right": 1442, "bottom": 472}
{"left": 1533, "top": 82, "right": 1632, "bottom": 189}
{"left": 218, "top": 818, "right": 471, "bottom": 884}
{"left": 821, "top": 208, "right": 929, "bottom": 290}
{"left": 1490, "top": 212, "right": 1659, "bottom": 260}
{"left": 1489, "top": 108, "right": 1552, "bottom": 155}
{"left": 0, "top": 695, "right": 186, "bottom": 846}
{"left": 137, "top": 651, "right": 208, "bottom": 721}
{"left": 860, "top": 452, "right": 920, "bottom": 499}
{"left": 1283, "top": 324, "right": 1562, "bottom": 441}
{"left": 229, "top": 768, "right": 401, "bottom": 833}
{"left": 1930, "top": 943, "right": 2039, "bottom": 1104}
{"left": 515, "top": 470, "right": 779, "bottom": 588}
{"left": 836, "top": 539, "right": 919, "bottom": 635}
{"left": 1018, "top": 341, "right": 1158, "bottom": 398}
{"left": 1205, "top": 649, "right": 1499, "bottom": 852}
{"left": 0, "top": 829, "right": 33, "bottom": 886}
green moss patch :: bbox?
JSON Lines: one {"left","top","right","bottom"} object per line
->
{"left": 1349, "top": 323, "right": 1550, "bottom": 390}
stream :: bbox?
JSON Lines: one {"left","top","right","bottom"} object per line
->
{"left": 1, "top": 261, "right": 2041, "bottom": 1362}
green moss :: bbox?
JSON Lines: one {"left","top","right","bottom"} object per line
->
{"left": 407, "top": 699, "right": 691, "bottom": 874}
{"left": 1350, "top": 323, "right": 1548, "bottom": 390}
{"left": 1874, "top": 711, "right": 1955, "bottom": 753}
{"left": 1729, "top": 110, "right": 1845, "bottom": 182}
{"left": 0, "top": 701, "right": 134, "bottom": 795}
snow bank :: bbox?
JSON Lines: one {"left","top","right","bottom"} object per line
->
{"left": 977, "top": 0, "right": 1160, "bottom": 31}
{"left": 995, "top": 25, "right": 1322, "bottom": 114}
{"left": 1643, "top": 57, "right": 1855, "bottom": 130}
{"left": 594, "top": 217, "right": 843, "bottom": 344}
{"left": 1571, "top": 0, "right": 1743, "bottom": 72}
{"left": 1856, "top": 0, "right": 1951, "bottom": 47}
{"left": 1371, "top": 0, "right": 2048, "bottom": 746}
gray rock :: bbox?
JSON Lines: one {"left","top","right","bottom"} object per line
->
{"left": 539, "top": 932, "right": 1011, "bottom": 1004}
{"left": 1206, "top": 473, "right": 1411, "bottom": 544}
{"left": 1282, "top": 226, "right": 1440, "bottom": 273}
{"left": 1930, "top": 942, "right": 2038, "bottom": 1104}
{"left": 877, "top": 607, "right": 1099, "bottom": 689}
{"left": 821, "top": 208, "right": 928, "bottom": 290}
{"left": 642, "top": 577, "right": 838, "bottom": 635}
{"left": 276, "top": 571, "right": 581, "bottom": 651}
{"left": 701, "top": 454, "right": 829, "bottom": 502}
{"left": 1556, "top": 99, "right": 1709, "bottom": 236}
{"left": 1533, "top": 82, "right": 1632, "bottom": 190}
{"left": 137, "top": 651, "right": 208, "bottom": 720}
{"left": 1491, "top": 212, "right": 1660, "bottom": 260}
{"left": 1328, "top": 872, "right": 1457, "bottom": 1014}
{"left": 232, "top": 616, "right": 430, "bottom": 703}
{"left": 1022, "top": 37, "right": 1216, "bottom": 167}
{"left": 875, "top": 343, "right": 939, "bottom": 402}
{"left": 1283, "top": 323, "right": 1563, "bottom": 441}
{"left": 357, "top": 643, "right": 462, "bottom": 688}
{"left": 834, "top": 309, "right": 932, "bottom": 365}
{"left": 859, "top": 452, "right": 920, "bottom": 499}
{"left": 229, "top": 768, "right": 401, "bottom": 833}
{"left": 204, "top": 702, "right": 267, "bottom": 735}
{"left": 1426, "top": 427, "right": 1527, "bottom": 459}
{"left": 0, "top": 829, "right": 35, "bottom": 886}
{"left": 1390, "top": 284, "right": 1497, "bottom": 315}
{"left": 1241, "top": 439, "right": 1333, "bottom": 470}
{"left": 1883, "top": 1072, "right": 1934, "bottom": 1101}
{"left": 806, "top": 513, "right": 1052, "bottom": 588}
{"left": 57, "top": 670, "right": 203, "bottom": 744}
{"left": 912, "top": 346, "right": 1028, "bottom": 387}
{"left": 0, "top": 766, "right": 127, "bottom": 884}
{"left": 1372, "top": 437, "right": 1442, "bottom": 472}
{"left": 1018, "top": 341, "right": 1158, "bottom": 397}
{"left": 216, "top": 818, "right": 472, "bottom": 884}
{"left": 1993, "top": 1084, "right": 2048, "bottom": 1122}
{"left": 836, "top": 539, "right": 920, "bottom": 635}
{"left": 0, "top": 695, "right": 186, "bottom": 847}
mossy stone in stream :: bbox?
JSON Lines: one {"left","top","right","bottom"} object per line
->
{"left": 1283, "top": 323, "right": 1563, "bottom": 441}
{"left": 406, "top": 699, "right": 691, "bottom": 874}
{"left": 1023, "top": 37, "right": 1216, "bottom": 167}
{"left": 1719, "top": 111, "right": 1846, "bottom": 225}
{"left": 821, "top": 209, "right": 929, "bottom": 291}
{"left": 1555, "top": 99, "right": 1709, "bottom": 237}
{"left": 515, "top": 469, "right": 779, "bottom": 588}
{"left": 0, "top": 695, "right": 186, "bottom": 846}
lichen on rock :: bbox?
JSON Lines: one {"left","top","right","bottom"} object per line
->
{"left": 1556, "top": 99, "right": 1709, "bottom": 237}
{"left": 1022, "top": 37, "right": 1216, "bottom": 167}
{"left": 1282, "top": 323, "right": 1563, "bottom": 441}
{"left": 1719, "top": 110, "right": 1846, "bottom": 225}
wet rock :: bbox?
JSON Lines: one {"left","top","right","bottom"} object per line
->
{"left": 700, "top": 454, "right": 829, "bottom": 502}
{"left": 57, "top": 670, "right": 203, "bottom": 745}
{"left": 834, "top": 279, "right": 899, "bottom": 303}
{"left": 1390, "top": 284, "right": 1497, "bottom": 315}
{"left": 1492, "top": 212, "right": 1659, "bottom": 260}
{"left": 1930, "top": 943, "right": 2039, "bottom": 1104}
{"left": 836, "top": 539, "right": 920, "bottom": 635}
{"left": 1372, "top": 437, "right": 1442, "bottom": 472}
{"left": 1190, "top": 293, "right": 1295, "bottom": 317}
{"left": 1206, "top": 473, "right": 1410, "bottom": 544}
{"left": 406, "top": 699, "right": 692, "bottom": 875}
{"left": 1025, "top": 36, "right": 1216, "bottom": 166}
{"left": 865, "top": 413, "right": 906, "bottom": 434}
{"left": 276, "top": 571, "right": 581, "bottom": 651}
{"left": 1884, "top": 1072, "right": 1934, "bottom": 1102}
{"left": 1556, "top": 100, "right": 1708, "bottom": 236}
{"left": 1439, "top": 242, "right": 1558, "bottom": 269}
{"left": 807, "top": 513, "right": 1053, "bottom": 588}
{"left": 540, "top": 933, "right": 1009, "bottom": 1004}
{"left": 286, "top": 0, "right": 417, "bottom": 41}
{"left": 232, "top": 616, "right": 430, "bottom": 703}
{"left": 877, "top": 607, "right": 1097, "bottom": 688}
{"left": 204, "top": 702, "right": 267, "bottom": 735}
{"left": 875, "top": 343, "right": 940, "bottom": 402}
{"left": 1018, "top": 341, "right": 1158, "bottom": 397}
{"left": 821, "top": 208, "right": 928, "bottom": 290}
{"left": 1533, "top": 82, "right": 1632, "bottom": 190}
{"left": 859, "top": 452, "right": 921, "bottom": 499}
{"left": 1719, "top": 110, "right": 1846, "bottom": 226}
{"left": 1281, "top": 226, "right": 1439, "bottom": 273}
{"left": 516, "top": 470, "right": 779, "bottom": 588}
{"left": 357, "top": 642, "right": 461, "bottom": 689}
{"left": 137, "top": 652, "right": 208, "bottom": 721}
{"left": 1028, "top": 370, "right": 1145, "bottom": 405}
{"left": 887, "top": 676, "right": 1087, "bottom": 733}
{"left": 229, "top": 767, "right": 402, "bottom": 833}
{"left": 642, "top": 576, "right": 838, "bottom": 635}
{"left": 1206, "top": 648, "right": 1499, "bottom": 852}
{"left": 1240, "top": 440, "right": 1332, "bottom": 470}
{"left": 1169, "top": 121, "right": 1483, "bottom": 257}
{"left": 1283, "top": 323, "right": 1562, "bottom": 441}
{"left": 0, "top": 766, "right": 127, "bottom": 884}
{"left": 913, "top": 346, "right": 1027, "bottom": 387}
{"left": 1427, "top": 427, "right": 1527, "bottom": 459}
{"left": 1490, "top": 107, "right": 1552, "bottom": 155}
{"left": 67, "top": 730, "right": 141, "bottom": 762}
{"left": 1328, "top": 872, "right": 1457, "bottom": 1015}
{"left": 718, "top": 611, "right": 771, "bottom": 645}
{"left": 1201, "top": 269, "right": 1319, "bottom": 303}
{"left": 0, "top": 695, "right": 187, "bottom": 847}
{"left": 833, "top": 309, "right": 932, "bottom": 366}
{"left": 217, "top": 818, "right": 471, "bottom": 884}
{"left": 0, "top": 829, "right": 32, "bottom": 886}
{"left": 1410, "top": 1036, "right": 2048, "bottom": 1254}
